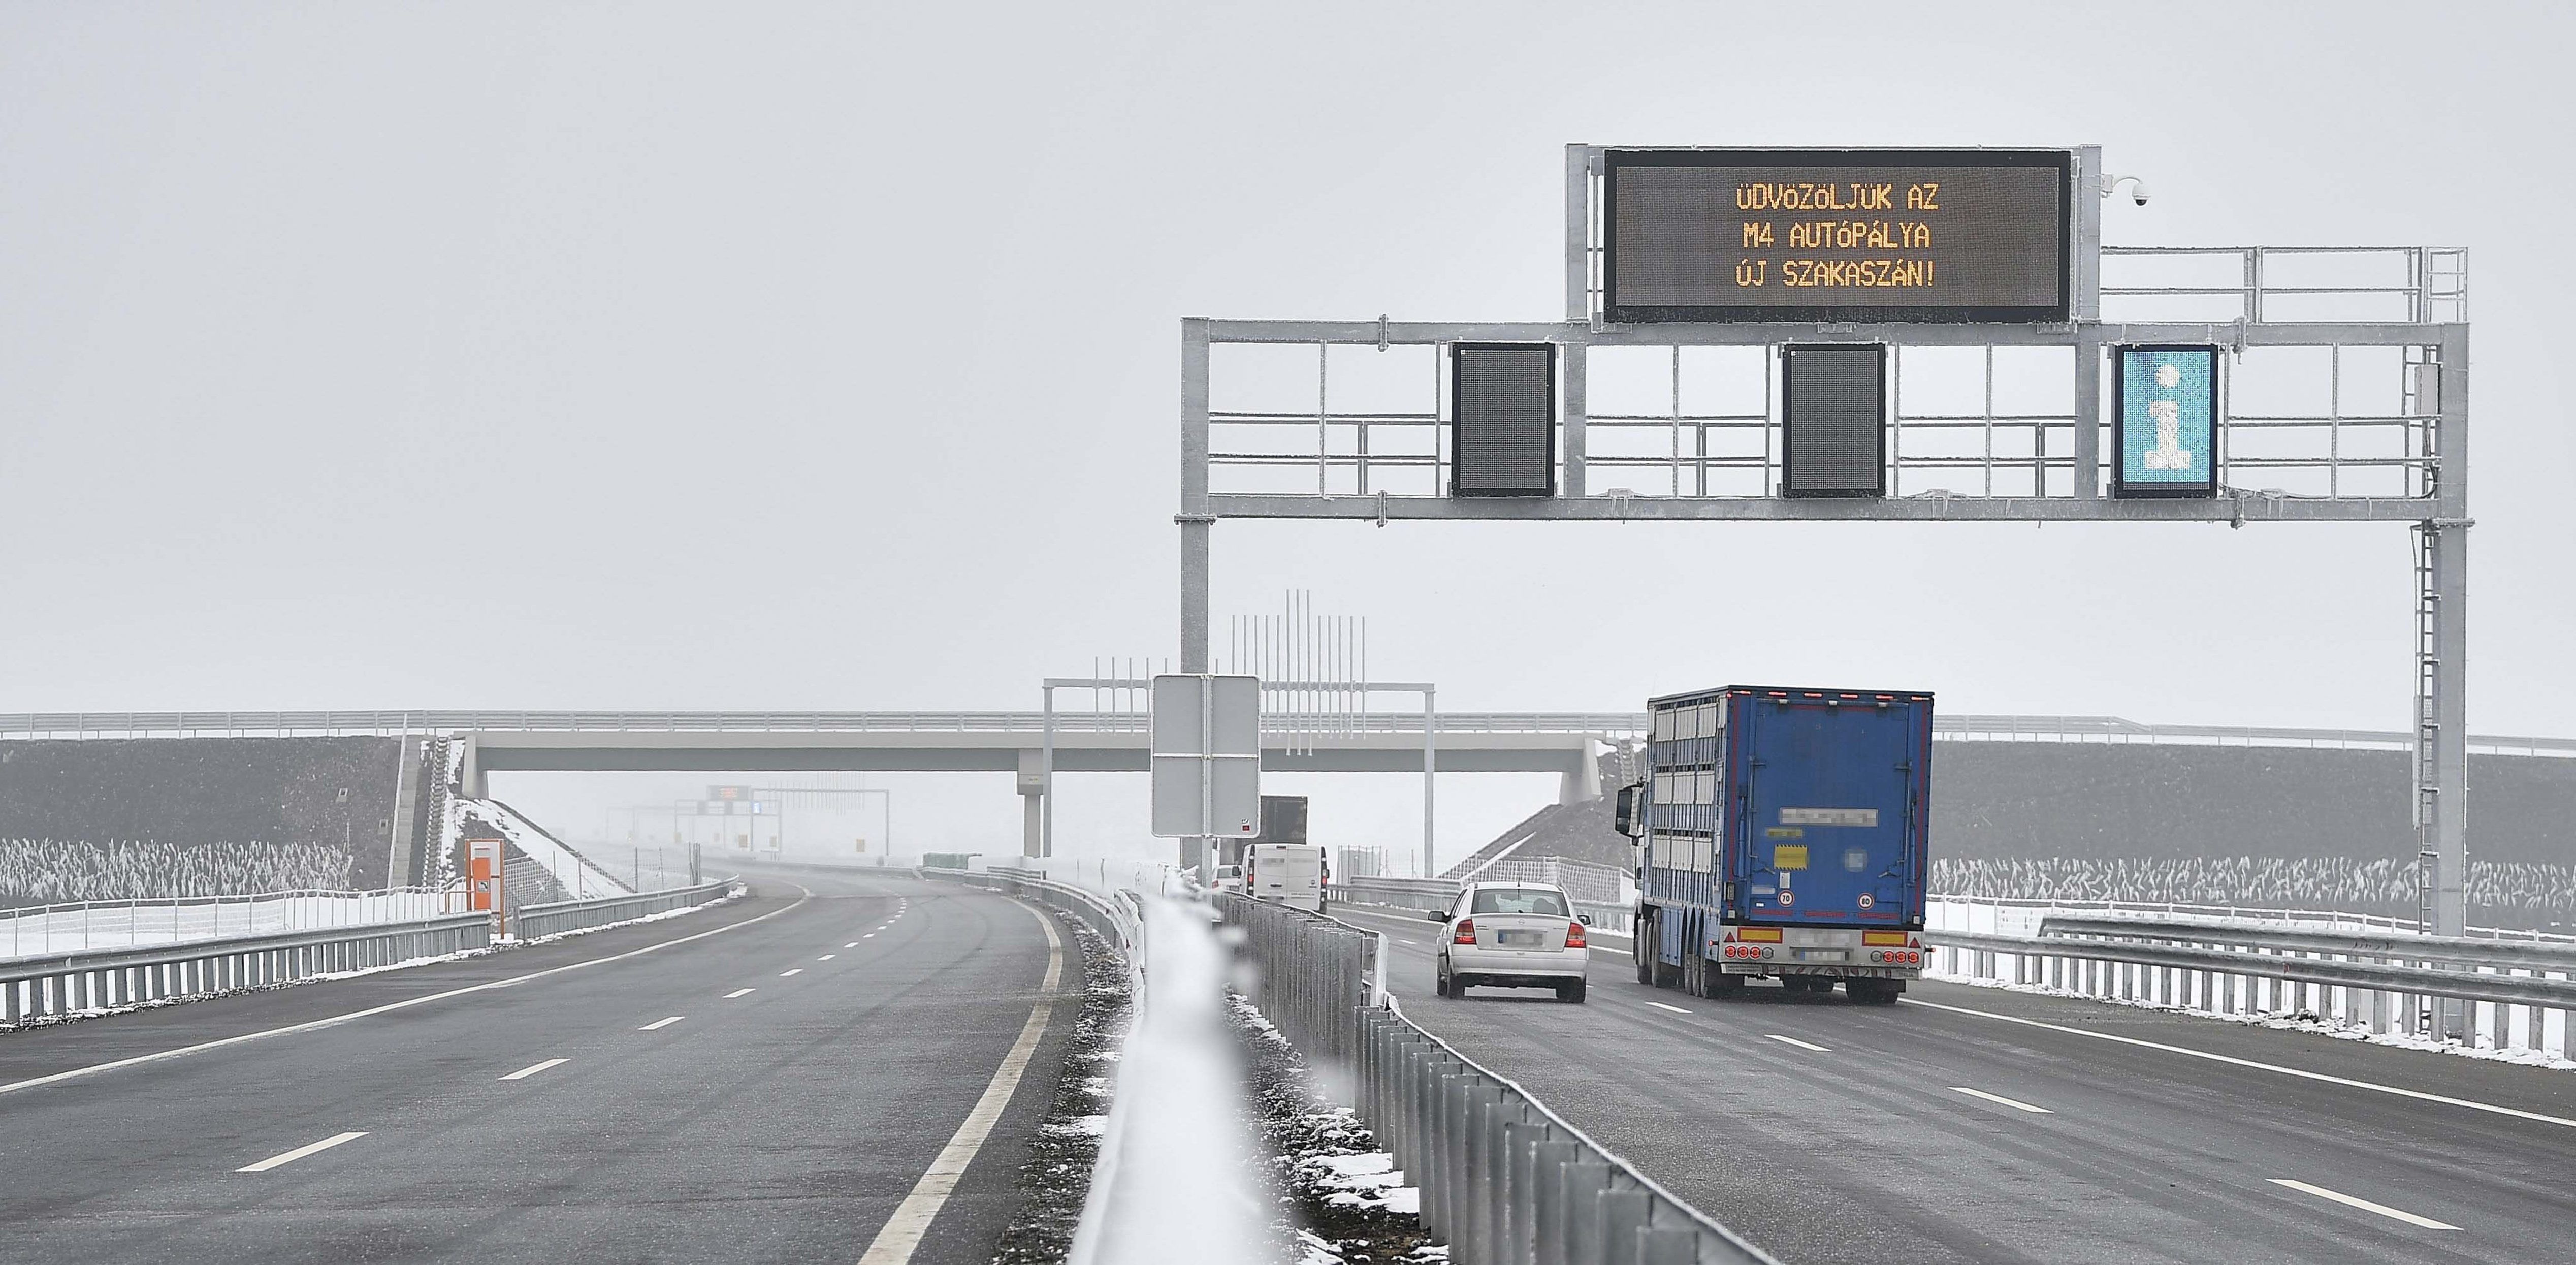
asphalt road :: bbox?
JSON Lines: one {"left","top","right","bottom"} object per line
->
{"left": 0, "top": 868, "right": 1079, "bottom": 1265}
{"left": 1336, "top": 904, "right": 2576, "bottom": 1265}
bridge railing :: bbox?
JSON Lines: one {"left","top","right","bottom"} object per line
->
{"left": 1923, "top": 904, "right": 2574, "bottom": 1058}
{"left": 8, "top": 708, "right": 2571, "bottom": 757}
{"left": 1221, "top": 893, "right": 1777, "bottom": 1265}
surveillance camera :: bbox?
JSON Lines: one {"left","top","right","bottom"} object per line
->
{"left": 2103, "top": 174, "right": 2150, "bottom": 207}
{"left": 2130, "top": 180, "right": 2151, "bottom": 207}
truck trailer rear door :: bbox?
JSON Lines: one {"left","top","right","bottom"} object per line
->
{"left": 1741, "top": 699, "right": 1916, "bottom": 924}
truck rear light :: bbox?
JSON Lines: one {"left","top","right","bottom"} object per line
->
{"left": 1565, "top": 921, "right": 1586, "bottom": 949}
{"left": 1453, "top": 919, "right": 1476, "bottom": 945}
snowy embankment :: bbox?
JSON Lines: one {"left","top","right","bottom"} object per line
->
{"left": 445, "top": 797, "right": 632, "bottom": 900}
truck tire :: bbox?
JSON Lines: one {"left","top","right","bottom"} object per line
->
{"left": 1635, "top": 911, "right": 1657, "bottom": 985}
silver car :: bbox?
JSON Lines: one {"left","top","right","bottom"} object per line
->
{"left": 1431, "top": 881, "right": 1591, "bottom": 1002}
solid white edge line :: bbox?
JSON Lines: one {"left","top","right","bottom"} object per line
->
{"left": 1898, "top": 996, "right": 2576, "bottom": 1130}
{"left": 0, "top": 886, "right": 810, "bottom": 1098}
{"left": 724, "top": 988, "right": 757, "bottom": 999}
{"left": 1949, "top": 1085, "right": 2052, "bottom": 1114}
{"left": 2269, "top": 1179, "right": 2460, "bottom": 1230}
{"left": 1645, "top": 1001, "right": 1692, "bottom": 1014}
{"left": 1764, "top": 1033, "right": 1831, "bottom": 1052}
{"left": 854, "top": 896, "right": 1065, "bottom": 1265}
{"left": 237, "top": 1130, "right": 368, "bottom": 1173}
{"left": 639, "top": 1016, "right": 686, "bottom": 1031}
{"left": 498, "top": 1057, "right": 568, "bottom": 1082}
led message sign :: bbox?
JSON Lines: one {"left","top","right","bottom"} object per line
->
{"left": 1602, "top": 149, "right": 2072, "bottom": 324}
{"left": 2113, "top": 345, "right": 2220, "bottom": 498}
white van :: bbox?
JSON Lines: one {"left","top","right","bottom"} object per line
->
{"left": 1246, "top": 843, "right": 1326, "bottom": 912}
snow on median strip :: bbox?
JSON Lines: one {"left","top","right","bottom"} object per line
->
{"left": 2269, "top": 1179, "right": 2459, "bottom": 1229}
{"left": 639, "top": 1016, "right": 685, "bottom": 1031}
{"left": 238, "top": 1131, "right": 367, "bottom": 1173}
{"left": 499, "top": 1058, "right": 568, "bottom": 1082}
{"left": 1949, "top": 1086, "right": 2052, "bottom": 1114}
{"left": 1765, "top": 1034, "right": 1831, "bottom": 1052}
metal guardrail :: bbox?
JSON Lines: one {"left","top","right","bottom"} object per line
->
{"left": 1221, "top": 893, "right": 1776, "bottom": 1265}
{"left": 510, "top": 879, "right": 738, "bottom": 940}
{"left": 935, "top": 865, "right": 1145, "bottom": 963}
{"left": 1925, "top": 910, "right": 2574, "bottom": 1056}
{"left": 0, "top": 912, "right": 492, "bottom": 1024}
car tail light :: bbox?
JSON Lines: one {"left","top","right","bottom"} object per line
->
{"left": 1454, "top": 919, "right": 1476, "bottom": 945}
{"left": 1566, "top": 921, "right": 1586, "bottom": 949}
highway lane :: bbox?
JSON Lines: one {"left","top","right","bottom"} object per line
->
{"left": 0, "top": 870, "right": 1079, "bottom": 1265}
{"left": 1337, "top": 904, "right": 2576, "bottom": 1265}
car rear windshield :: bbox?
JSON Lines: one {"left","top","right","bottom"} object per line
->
{"left": 1470, "top": 888, "right": 1569, "bottom": 916}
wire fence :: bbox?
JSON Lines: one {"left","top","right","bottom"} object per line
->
{"left": 0, "top": 886, "right": 447, "bottom": 959}
{"left": 1929, "top": 856, "right": 2576, "bottom": 931}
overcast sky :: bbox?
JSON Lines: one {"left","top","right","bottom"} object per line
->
{"left": 5, "top": 3, "right": 2568, "bottom": 862}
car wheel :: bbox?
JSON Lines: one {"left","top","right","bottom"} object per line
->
{"left": 1434, "top": 963, "right": 1451, "bottom": 997}
{"left": 1558, "top": 978, "right": 1587, "bottom": 1003}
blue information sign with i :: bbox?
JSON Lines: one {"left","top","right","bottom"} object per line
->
{"left": 2113, "top": 345, "right": 2219, "bottom": 497}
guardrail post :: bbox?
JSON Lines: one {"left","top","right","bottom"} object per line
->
{"left": 1462, "top": 1084, "right": 1502, "bottom": 1263}
{"left": 1530, "top": 1141, "right": 1579, "bottom": 1265}
{"left": 1595, "top": 1185, "right": 1650, "bottom": 1265}
{"left": 1635, "top": 1227, "right": 1695, "bottom": 1265}
{"left": 1560, "top": 1160, "right": 1613, "bottom": 1265}
{"left": 1503, "top": 1121, "right": 1550, "bottom": 1265}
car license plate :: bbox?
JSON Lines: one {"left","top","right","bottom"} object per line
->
{"left": 1499, "top": 930, "right": 1543, "bottom": 947}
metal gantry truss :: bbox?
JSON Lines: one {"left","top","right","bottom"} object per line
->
{"left": 1177, "top": 145, "right": 2475, "bottom": 1018}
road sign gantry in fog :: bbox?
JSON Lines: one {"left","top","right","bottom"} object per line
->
{"left": 1175, "top": 144, "right": 2472, "bottom": 1034}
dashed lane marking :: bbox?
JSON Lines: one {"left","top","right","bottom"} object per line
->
{"left": 1950, "top": 1086, "right": 2051, "bottom": 1114}
{"left": 1645, "top": 1001, "right": 1692, "bottom": 1015}
{"left": 238, "top": 1132, "right": 367, "bottom": 1173}
{"left": 639, "top": 1016, "right": 686, "bottom": 1031}
{"left": 780, "top": 968, "right": 804, "bottom": 977}
{"left": 819, "top": 954, "right": 837, "bottom": 961}
{"left": 724, "top": 988, "right": 756, "bottom": 999}
{"left": 1765, "top": 1034, "right": 1831, "bottom": 1053}
{"left": 2269, "top": 1179, "right": 2459, "bottom": 1230}
{"left": 846, "top": 942, "right": 860, "bottom": 948}
{"left": 499, "top": 1058, "right": 568, "bottom": 1082}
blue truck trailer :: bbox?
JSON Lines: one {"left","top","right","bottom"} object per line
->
{"left": 1612, "top": 685, "right": 1934, "bottom": 1004}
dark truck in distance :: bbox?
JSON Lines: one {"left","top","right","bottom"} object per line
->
{"left": 1614, "top": 685, "right": 1934, "bottom": 1004}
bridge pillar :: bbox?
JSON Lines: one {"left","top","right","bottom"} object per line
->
{"left": 1016, "top": 750, "right": 1045, "bottom": 859}
{"left": 1556, "top": 740, "right": 1601, "bottom": 805}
